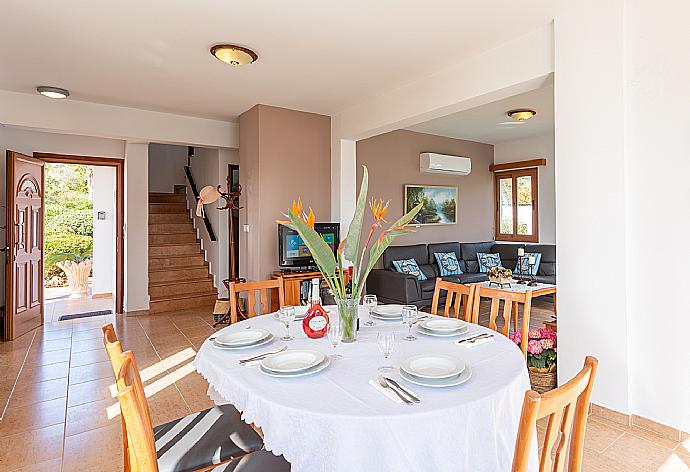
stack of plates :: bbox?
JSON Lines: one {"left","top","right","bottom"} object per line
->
{"left": 371, "top": 304, "right": 404, "bottom": 321}
{"left": 213, "top": 329, "right": 273, "bottom": 350}
{"left": 416, "top": 317, "right": 469, "bottom": 337}
{"left": 260, "top": 350, "right": 331, "bottom": 378}
{"left": 400, "top": 354, "right": 472, "bottom": 387}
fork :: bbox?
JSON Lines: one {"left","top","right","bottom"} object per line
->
{"left": 378, "top": 376, "right": 413, "bottom": 404}
{"left": 238, "top": 346, "right": 287, "bottom": 365}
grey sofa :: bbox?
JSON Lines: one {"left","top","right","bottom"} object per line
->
{"left": 366, "top": 241, "right": 556, "bottom": 307}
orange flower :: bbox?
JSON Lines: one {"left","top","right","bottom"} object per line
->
{"left": 291, "top": 198, "right": 303, "bottom": 217}
{"left": 369, "top": 198, "right": 390, "bottom": 224}
{"left": 305, "top": 207, "right": 315, "bottom": 229}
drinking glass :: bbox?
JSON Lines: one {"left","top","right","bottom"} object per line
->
{"left": 278, "top": 306, "right": 296, "bottom": 341}
{"left": 327, "top": 320, "right": 343, "bottom": 360}
{"left": 377, "top": 332, "right": 395, "bottom": 372}
{"left": 402, "top": 305, "right": 418, "bottom": 341}
{"left": 363, "top": 294, "right": 377, "bottom": 327}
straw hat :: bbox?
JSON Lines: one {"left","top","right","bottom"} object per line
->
{"left": 197, "top": 185, "right": 221, "bottom": 217}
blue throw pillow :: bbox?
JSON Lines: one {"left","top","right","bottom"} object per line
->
{"left": 477, "top": 253, "right": 502, "bottom": 273}
{"left": 434, "top": 252, "right": 463, "bottom": 276}
{"left": 514, "top": 252, "right": 542, "bottom": 275}
{"left": 392, "top": 258, "right": 427, "bottom": 280}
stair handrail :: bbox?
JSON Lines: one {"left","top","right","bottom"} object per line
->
{"left": 184, "top": 165, "right": 217, "bottom": 241}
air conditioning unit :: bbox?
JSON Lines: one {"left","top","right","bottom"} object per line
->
{"left": 420, "top": 153, "right": 471, "bottom": 175}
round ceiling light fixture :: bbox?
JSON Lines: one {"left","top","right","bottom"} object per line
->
{"left": 506, "top": 109, "right": 536, "bottom": 121}
{"left": 210, "top": 44, "right": 258, "bottom": 66}
{"left": 37, "top": 86, "right": 70, "bottom": 99}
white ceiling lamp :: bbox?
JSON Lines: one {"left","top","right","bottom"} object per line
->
{"left": 506, "top": 108, "right": 536, "bottom": 121}
{"left": 210, "top": 44, "right": 258, "bottom": 66}
{"left": 37, "top": 86, "right": 69, "bottom": 99}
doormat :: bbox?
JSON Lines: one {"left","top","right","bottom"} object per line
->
{"left": 58, "top": 310, "right": 113, "bottom": 321}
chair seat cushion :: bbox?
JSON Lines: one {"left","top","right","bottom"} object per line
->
{"left": 154, "top": 404, "right": 264, "bottom": 472}
{"left": 212, "top": 451, "right": 291, "bottom": 472}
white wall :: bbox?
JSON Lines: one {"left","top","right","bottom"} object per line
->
{"left": 92, "top": 166, "right": 116, "bottom": 296}
{"left": 148, "top": 143, "right": 188, "bottom": 193}
{"left": 124, "top": 142, "right": 149, "bottom": 311}
{"left": 494, "top": 133, "right": 556, "bottom": 244}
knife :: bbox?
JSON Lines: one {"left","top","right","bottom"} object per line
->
{"left": 457, "top": 333, "right": 490, "bottom": 344}
{"left": 383, "top": 377, "right": 420, "bottom": 403}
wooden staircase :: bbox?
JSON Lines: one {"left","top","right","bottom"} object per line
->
{"left": 148, "top": 189, "right": 218, "bottom": 313}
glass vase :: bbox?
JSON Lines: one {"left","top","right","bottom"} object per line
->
{"left": 336, "top": 296, "right": 359, "bottom": 343}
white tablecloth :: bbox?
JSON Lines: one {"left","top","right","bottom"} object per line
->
{"left": 195, "top": 308, "right": 537, "bottom": 472}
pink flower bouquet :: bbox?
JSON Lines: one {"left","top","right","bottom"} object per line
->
{"left": 509, "top": 327, "right": 557, "bottom": 371}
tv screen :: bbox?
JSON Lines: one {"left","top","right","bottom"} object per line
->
{"left": 278, "top": 223, "right": 340, "bottom": 268}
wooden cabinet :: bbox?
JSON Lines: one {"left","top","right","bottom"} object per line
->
{"left": 270, "top": 271, "right": 322, "bottom": 311}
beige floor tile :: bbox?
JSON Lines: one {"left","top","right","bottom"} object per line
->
{"left": 65, "top": 397, "right": 120, "bottom": 437}
{"left": 629, "top": 424, "right": 682, "bottom": 450}
{"left": 147, "top": 386, "right": 192, "bottom": 427}
{"left": 9, "top": 377, "right": 68, "bottom": 408}
{"left": 584, "top": 417, "right": 628, "bottom": 453}
{"left": 62, "top": 423, "right": 123, "bottom": 472}
{"left": 68, "top": 360, "right": 113, "bottom": 384}
{"left": 581, "top": 447, "right": 639, "bottom": 472}
{"left": 70, "top": 327, "right": 105, "bottom": 341}
{"left": 30, "top": 338, "right": 71, "bottom": 353}
{"left": 16, "top": 361, "right": 70, "bottom": 385}
{"left": 69, "top": 347, "right": 109, "bottom": 367}
{"left": 34, "top": 329, "right": 72, "bottom": 342}
{"left": 178, "top": 324, "right": 215, "bottom": 339}
{"left": 602, "top": 432, "right": 686, "bottom": 470}
{"left": 67, "top": 377, "right": 116, "bottom": 408}
{"left": 70, "top": 337, "right": 103, "bottom": 353}
{"left": 0, "top": 397, "right": 66, "bottom": 437}
{"left": 11, "top": 458, "right": 62, "bottom": 472}
{"left": 0, "top": 424, "right": 64, "bottom": 470}
{"left": 171, "top": 315, "right": 210, "bottom": 329}
{"left": 24, "top": 348, "right": 71, "bottom": 368}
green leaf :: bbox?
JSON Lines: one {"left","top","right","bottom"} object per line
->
{"left": 341, "top": 166, "right": 368, "bottom": 263}
{"left": 287, "top": 211, "right": 337, "bottom": 277}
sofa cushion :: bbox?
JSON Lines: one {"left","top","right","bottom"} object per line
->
{"left": 490, "top": 244, "right": 524, "bottom": 273}
{"left": 526, "top": 244, "right": 556, "bottom": 276}
{"left": 533, "top": 274, "right": 556, "bottom": 285}
{"left": 392, "top": 258, "right": 427, "bottom": 280}
{"left": 419, "top": 264, "right": 439, "bottom": 280}
{"left": 444, "top": 273, "right": 488, "bottom": 284}
{"left": 515, "top": 252, "right": 542, "bottom": 276}
{"left": 433, "top": 252, "right": 463, "bottom": 276}
{"left": 428, "top": 242, "right": 462, "bottom": 268}
{"left": 460, "top": 242, "right": 495, "bottom": 273}
{"left": 420, "top": 278, "right": 437, "bottom": 294}
{"left": 477, "top": 253, "right": 502, "bottom": 272}
{"left": 383, "top": 244, "right": 428, "bottom": 269}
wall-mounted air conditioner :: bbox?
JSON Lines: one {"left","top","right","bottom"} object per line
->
{"left": 420, "top": 153, "right": 471, "bottom": 175}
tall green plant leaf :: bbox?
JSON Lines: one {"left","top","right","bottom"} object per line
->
{"left": 341, "top": 166, "right": 368, "bottom": 263}
{"left": 287, "top": 212, "right": 337, "bottom": 277}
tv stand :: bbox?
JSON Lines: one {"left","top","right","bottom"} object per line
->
{"left": 279, "top": 266, "right": 316, "bottom": 274}
{"left": 271, "top": 270, "right": 322, "bottom": 311}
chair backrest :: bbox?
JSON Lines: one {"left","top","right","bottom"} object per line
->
{"left": 471, "top": 285, "right": 533, "bottom": 358}
{"left": 430, "top": 278, "right": 476, "bottom": 321}
{"left": 229, "top": 277, "right": 285, "bottom": 323}
{"left": 102, "top": 323, "right": 125, "bottom": 375}
{"left": 116, "top": 352, "right": 159, "bottom": 472}
{"left": 512, "top": 356, "right": 599, "bottom": 472}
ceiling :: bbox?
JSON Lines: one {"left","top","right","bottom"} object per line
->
{"left": 406, "top": 80, "right": 554, "bottom": 144}
{"left": 0, "top": 1, "right": 554, "bottom": 121}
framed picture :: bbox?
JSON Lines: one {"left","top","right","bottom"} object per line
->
{"left": 405, "top": 184, "right": 458, "bottom": 225}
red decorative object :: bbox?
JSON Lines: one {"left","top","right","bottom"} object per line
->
{"left": 303, "top": 278, "right": 330, "bottom": 338}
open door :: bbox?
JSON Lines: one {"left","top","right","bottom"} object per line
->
{"left": 4, "top": 151, "right": 44, "bottom": 340}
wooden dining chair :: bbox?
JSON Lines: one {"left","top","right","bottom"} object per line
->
{"left": 430, "top": 278, "right": 477, "bottom": 321}
{"left": 470, "top": 285, "right": 533, "bottom": 358}
{"left": 512, "top": 356, "right": 599, "bottom": 472}
{"left": 229, "top": 277, "right": 285, "bottom": 324}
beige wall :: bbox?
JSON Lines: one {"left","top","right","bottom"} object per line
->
{"left": 239, "top": 105, "right": 331, "bottom": 280}
{"left": 356, "top": 130, "right": 494, "bottom": 247}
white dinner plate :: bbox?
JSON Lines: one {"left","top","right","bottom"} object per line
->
{"left": 400, "top": 354, "right": 465, "bottom": 379}
{"left": 400, "top": 365, "right": 472, "bottom": 388}
{"left": 373, "top": 305, "right": 404, "bottom": 317}
{"left": 261, "top": 350, "right": 326, "bottom": 373}
{"left": 213, "top": 334, "right": 274, "bottom": 350}
{"left": 419, "top": 318, "right": 467, "bottom": 332}
{"left": 371, "top": 312, "right": 402, "bottom": 321}
{"left": 416, "top": 324, "right": 469, "bottom": 337}
{"left": 259, "top": 356, "right": 331, "bottom": 378}
{"left": 215, "top": 329, "right": 271, "bottom": 347}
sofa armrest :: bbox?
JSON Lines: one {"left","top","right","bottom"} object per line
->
{"left": 366, "top": 269, "right": 421, "bottom": 303}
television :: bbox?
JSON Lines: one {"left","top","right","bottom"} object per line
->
{"left": 278, "top": 222, "right": 340, "bottom": 270}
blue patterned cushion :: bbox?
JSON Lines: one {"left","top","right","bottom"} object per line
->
{"left": 392, "top": 258, "right": 427, "bottom": 280}
{"left": 514, "top": 252, "right": 542, "bottom": 276}
{"left": 433, "top": 252, "right": 463, "bottom": 276}
{"left": 477, "top": 253, "right": 502, "bottom": 273}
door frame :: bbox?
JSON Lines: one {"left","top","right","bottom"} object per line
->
{"left": 34, "top": 153, "right": 125, "bottom": 314}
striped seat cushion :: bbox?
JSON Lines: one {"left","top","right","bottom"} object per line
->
{"left": 154, "top": 404, "right": 264, "bottom": 472}
{"left": 211, "top": 450, "right": 291, "bottom": 471}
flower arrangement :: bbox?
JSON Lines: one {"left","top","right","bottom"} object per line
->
{"left": 510, "top": 327, "right": 557, "bottom": 372}
{"left": 487, "top": 267, "right": 512, "bottom": 286}
{"left": 279, "top": 166, "right": 422, "bottom": 342}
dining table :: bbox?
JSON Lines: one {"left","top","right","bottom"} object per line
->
{"left": 194, "top": 306, "right": 538, "bottom": 472}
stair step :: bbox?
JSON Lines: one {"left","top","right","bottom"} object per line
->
{"left": 149, "top": 254, "right": 206, "bottom": 270}
{"left": 149, "top": 213, "right": 190, "bottom": 224}
{"left": 149, "top": 243, "right": 202, "bottom": 257}
{"left": 148, "top": 266, "right": 211, "bottom": 283}
{"left": 149, "top": 279, "right": 215, "bottom": 298}
{"left": 149, "top": 222, "right": 195, "bottom": 234}
{"left": 148, "top": 292, "right": 217, "bottom": 314}
{"left": 149, "top": 203, "right": 188, "bottom": 214}
{"left": 149, "top": 193, "right": 187, "bottom": 204}
{"left": 150, "top": 233, "right": 197, "bottom": 245}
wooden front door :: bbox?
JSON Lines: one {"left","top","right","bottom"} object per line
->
{"left": 4, "top": 151, "right": 44, "bottom": 340}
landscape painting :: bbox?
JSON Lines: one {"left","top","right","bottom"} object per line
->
{"left": 405, "top": 185, "right": 457, "bottom": 225}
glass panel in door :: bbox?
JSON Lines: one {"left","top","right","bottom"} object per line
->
{"left": 516, "top": 175, "right": 533, "bottom": 235}
{"left": 499, "top": 177, "right": 514, "bottom": 235}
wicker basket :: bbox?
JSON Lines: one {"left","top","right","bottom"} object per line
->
{"left": 528, "top": 365, "right": 557, "bottom": 393}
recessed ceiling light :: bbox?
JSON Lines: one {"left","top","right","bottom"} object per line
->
{"left": 210, "top": 44, "right": 258, "bottom": 66}
{"left": 506, "top": 109, "right": 536, "bottom": 121}
{"left": 37, "top": 86, "right": 69, "bottom": 99}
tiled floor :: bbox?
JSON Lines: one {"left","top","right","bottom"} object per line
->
{"left": 44, "top": 285, "right": 114, "bottom": 323}
{"left": 0, "top": 298, "right": 688, "bottom": 471}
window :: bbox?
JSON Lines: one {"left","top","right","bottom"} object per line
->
{"left": 494, "top": 168, "right": 538, "bottom": 242}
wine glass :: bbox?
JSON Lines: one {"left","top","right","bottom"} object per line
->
{"left": 377, "top": 332, "right": 395, "bottom": 372}
{"left": 327, "top": 320, "right": 343, "bottom": 360}
{"left": 402, "top": 305, "right": 418, "bottom": 341}
{"left": 278, "top": 306, "right": 296, "bottom": 341}
{"left": 363, "top": 294, "right": 377, "bottom": 327}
